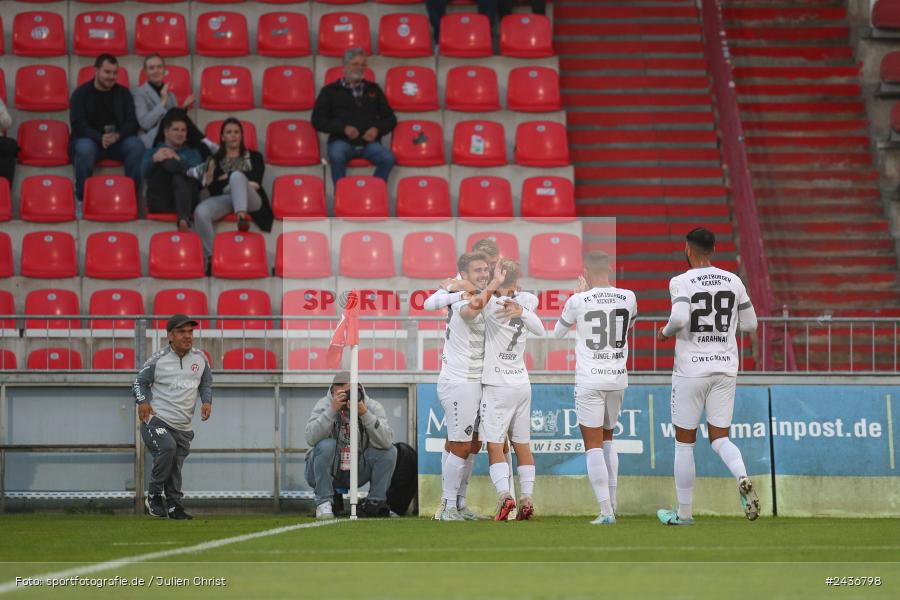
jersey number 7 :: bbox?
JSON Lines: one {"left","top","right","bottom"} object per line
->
{"left": 584, "top": 309, "right": 630, "bottom": 350}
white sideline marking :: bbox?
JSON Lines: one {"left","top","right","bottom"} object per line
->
{"left": 0, "top": 519, "right": 343, "bottom": 595}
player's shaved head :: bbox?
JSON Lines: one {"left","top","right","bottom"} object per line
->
{"left": 584, "top": 250, "right": 611, "bottom": 274}
{"left": 685, "top": 227, "right": 716, "bottom": 255}
{"left": 457, "top": 252, "right": 488, "bottom": 274}
{"left": 471, "top": 238, "right": 500, "bottom": 260}
{"left": 498, "top": 258, "right": 521, "bottom": 288}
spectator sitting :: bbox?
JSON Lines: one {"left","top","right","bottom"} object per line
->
{"left": 311, "top": 47, "right": 397, "bottom": 186}
{"left": 193, "top": 118, "right": 274, "bottom": 270}
{"left": 0, "top": 98, "right": 18, "bottom": 186}
{"left": 427, "top": 0, "right": 500, "bottom": 41}
{"left": 142, "top": 110, "right": 203, "bottom": 232}
{"left": 69, "top": 53, "right": 145, "bottom": 213}
{"left": 305, "top": 371, "right": 398, "bottom": 519}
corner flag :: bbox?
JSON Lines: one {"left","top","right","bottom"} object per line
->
{"left": 326, "top": 291, "right": 360, "bottom": 369}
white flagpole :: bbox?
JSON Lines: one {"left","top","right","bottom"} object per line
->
{"left": 349, "top": 343, "right": 360, "bottom": 520}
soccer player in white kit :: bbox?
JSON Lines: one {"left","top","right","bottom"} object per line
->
{"left": 461, "top": 259, "right": 544, "bottom": 521}
{"left": 655, "top": 227, "right": 760, "bottom": 525}
{"left": 551, "top": 251, "right": 636, "bottom": 525}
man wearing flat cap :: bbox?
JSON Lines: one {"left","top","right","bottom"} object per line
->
{"left": 133, "top": 314, "right": 212, "bottom": 520}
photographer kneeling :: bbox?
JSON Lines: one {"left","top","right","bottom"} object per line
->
{"left": 305, "top": 372, "right": 397, "bottom": 519}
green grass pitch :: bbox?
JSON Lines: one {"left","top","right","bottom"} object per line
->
{"left": 0, "top": 514, "right": 898, "bottom": 599}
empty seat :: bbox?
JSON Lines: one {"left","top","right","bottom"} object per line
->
{"left": 89, "top": 288, "right": 144, "bottom": 329}
{"left": 135, "top": 11, "right": 189, "bottom": 57}
{"left": 262, "top": 66, "right": 315, "bottom": 111}
{"left": 0, "top": 233, "right": 11, "bottom": 277}
{"left": 205, "top": 120, "right": 258, "bottom": 151}
{"left": 452, "top": 120, "right": 506, "bottom": 166}
{"left": 282, "top": 289, "right": 336, "bottom": 330}
{"left": 287, "top": 347, "right": 330, "bottom": 370}
{"left": 458, "top": 176, "right": 513, "bottom": 220}
{"left": 465, "top": 231, "right": 519, "bottom": 260}
{"left": 545, "top": 349, "right": 576, "bottom": 371}
{"left": 272, "top": 174, "right": 327, "bottom": 219}
{"left": 357, "top": 289, "right": 401, "bottom": 330}
{"left": 19, "top": 175, "right": 75, "bottom": 222}
{"left": 216, "top": 288, "right": 273, "bottom": 330}
{"left": 391, "top": 120, "right": 445, "bottom": 166}
{"left": 153, "top": 289, "right": 209, "bottom": 329}
{"left": 22, "top": 231, "right": 77, "bottom": 278}
{"left": 384, "top": 66, "right": 439, "bottom": 112}
{"left": 83, "top": 175, "right": 137, "bottom": 221}
{"left": 200, "top": 66, "right": 254, "bottom": 110}
{"left": 521, "top": 176, "right": 576, "bottom": 221}
{"left": 17, "top": 120, "right": 69, "bottom": 166}
{"left": 446, "top": 66, "right": 499, "bottom": 112}
{"left": 515, "top": 121, "right": 569, "bottom": 167}
{"left": 507, "top": 66, "right": 561, "bottom": 112}
{"left": 873, "top": 0, "right": 900, "bottom": 30}
{"left": 335, "top": 176, "right": 389, "bottom": 219}
{"left": 14, "top": 65, "right": 68, "bottom": 111}
{"left": 500, "top": 13, "right": 553, "bottom": 58}
{"left": 85, "top": 231, "right": 141, "bottom": 279}
{"left": 92, "top": 347, "right": 135, "bottom": 370}
{"left": 27, "top": 348, "right": 83, "bottom": 370}
{"left": 318, "top": 12, "right": 371, "bottom": 57}
{"left": 79, "top": 64, "right": 130, "bottom": 89}
{"left": 266, "top": 120, "right": 320, "bottom": 166}
{"left": 402, "top": 232, "right": 456, "bottom": 278}
{"left": 74, "top": 11, "right": 128, "bottom": 56}
{"left": 339, "top": 231, "right": 395, "bottom": 278}
{"left": 358, "top": 348, "right": 406, "bottom": 370}
{"left": 439, "top": 13, "right": 492, "bottom": 57}
{"left": 880, "top": 51, "right": 900, "bottom": 94}
{"left": 196, "top": 12, "right": 249, "bottom": 56}
{"left": 275, "top": 231, "right": 331, "bottom": 277}
{"left": 0, "top": 290, "right": 13, "bottom": 331}
{"left": 148, "top": 231, "right": 205, "bottom": 279}
{"left": 0, "top": 350, "right": 16, "bottom": 370}
{"left": 317, "top": 0, "right": 367, "bottom": 4}
{"left": 212, "top": 232, "right": 269, "bottom": 279}
{"left": 396, "top": 176, "right": 451, "bottom": 220}
{"left": 379, "top": 13, "right": 432, "bottom": 57}
{"left": 257, "top": 12, "right": 311, "bottom": 57}
{"left": 528, "top": 233, "right": 583, "bottom": 279}
{"left": 137, "top": 64, "right": 190, "bottom": 100}
{"left": 25, "top": 289, "right": 80, "bottom": 329}
{"left": 0, "top": 180, "right": 9, "bottom": 222}
{"left": 13, "top": 12, "right": 66, "bottom": 57}
{"left": 222, "top": 348, "right": 277, "bottom": 370}
{"left": 323, "top": 65, "right": 376, "bottom": 86}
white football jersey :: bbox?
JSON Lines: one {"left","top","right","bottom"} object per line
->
{"left": 559, "top": 286, "right": 637, "bottom": 390}
{"left": 439, "top": 300, "right": 485, "bottom": 382}
{"left": 482, "top": 292, "right": 538, "bottom": 386}
{"left": 668, "top": 266, "right": 752, "bottom": 377}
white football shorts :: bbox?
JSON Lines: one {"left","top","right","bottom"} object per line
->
{"left": 670, "top": 374, "right": 737, "bottom": 429}
{"left": 438, "top": 380, "right": 483, "bottom": 442}
{"left": 479, "top": 383, "right": 532, "bottom": 444}
{"left": 574, "top": 386, "right": 624, "bottom": 429}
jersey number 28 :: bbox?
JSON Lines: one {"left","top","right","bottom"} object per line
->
{"left": 689, "top": 291, "right": 735, "bottom": 333}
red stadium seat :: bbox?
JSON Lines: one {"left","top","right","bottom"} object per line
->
{"left": 272, "top": 174, "right": 327, "bottom": 219}
{"left": 323, "top": 66, "right": 376, "bottom": 86}
{"left": 22, "top": 231, "right": 77, "bottom": 278}
{"left": 200, "top": 66, "right": 254, "bottom": 110}
{"left": 282, "top": 289, "right": 336, "bottom": 330}
{"left": 212, "top": 232, "right": 269, "bottom": 279}
{"left": 545, "top": 349, "right": 576, "bottom": 372}
{"left": 446, "top": 66, "right": 499, "bottom": 112}
{"left": 515, "top": 121, "right": 569, "bottom": 167}
{"left": 265, "top": 120, "right": 320, "bottom": 166}
{"left": 135, "top": 12, "right": 188, "bottom": 57}
{"left": 528, "top": 233, "right": 583, "bottom": 279}
{"left": 205, "top": 120, "right": 258, "bottom": 151}
{"left": 17, "top": 120, "right": 69, "bottom": 166}
{"left": 439, "top": 13, "right": 491, "bottom": 57}
{"left": 357, "top": 289, "right": 401, "bottom": 330}
{"left": 222, "top": 348, "right": 277, "bottom": 370}
{"left": 536, "top": 289, "right": 574, "bottom": 322}
{"left": 138, "top": 64, "right": 189, "bottom": 100}
{"left": 500, "top": 14, "right": 553, "bottom": 58}
{"left": 74, "top": 11, "right": 128, "bottom": 56}
{"left": 85, "top": 231, "right": 141, "bottom": 279}
{"left": 317, "top": 12, "right": 371, "bottom": 57}
{"left": 262, "top": 66, "right": 315, "bottom": 111}
{"left": 0, "top": 350, "right": 16, "bottom": 371}
{"left": 521, "top": 176, "right": 576, "bottom": 221}
{"left": 391, "top": 120, "right": 445, "bottom": 166}
{"left": 148, "top": 231, "right": 205, "bottom": 279}
{"left": 83, "top": 175, "right": 137, "bottom": 221}
{"left": 19, "top": 175, "right": 75, "bottom": 222}
{"left": 14, "top": 65, "right": 68, "bottom": 111}
{"left": 507, "top": 66, "right": 561, "bottom": 112}
{"left": 335, "top": 176, "right": 389, "bottom": 220}
{"left": 0, "top": 233, "right": 13, "bottom": 277}
{"left": 153, "top": 289, "right": 209, "bottom": 329}
{"left": 873, "top": 0, "right": 900, "bottom": 29}
{"left": 317, "top": 0, "right": 366, "bottom": 4}
{"left": 27, "top": 348, "right": 83, "bottom": 370}
{"left": 452, "top": 120, "right": 506, "bottom": 166}
{"left": 423, "top": 347, "right": 441, "bottom": 371}
{"left": 379, "top": 13, "right": 432, "bottom": 57}
{"left": 402, "top": 232, "right": 457, "bottom": 278}
{"left": 257, "top": 12, "right": 311, "bottom": 57}
{"left": 287, "top": 348, "right": 330, "bottom": 371}
{"left": 0, "top": 180, "right": 9, "bottom": 222}
{"left": 196, "top": 12, "right": 249, "bottom": 56}
{"left": 92, "top": 347, "right": 136, "bottom": 370}
{"left": 13, "top": 12, "right": 66, "bottom": 57}
{"left": 396, "top": 176, "right": 451, "bottom": 220}
{"left": 384, "top": 66, "right": 439, "bottom": 112}
{"left": 881, "top": 51, "right": 900, "bottom": 87}
{"left": 216, "top": 288, "right": 274, "bottom": 330}
{"left": 339, "top": 231, "right": 395, "bottom": 278}
{"left": 25, "top": 289, "right": 80, "bottom": 329}
{"left": 275, "top": 231, "right": 332, "bottom": 278}
{"left": 80, "top": 65, "right": 130, "bottom": 89}
{"left": 89, "top": 288, "right": 144, "bottom": 329}
{"left": 0, "top": 291, "right": 12, "bottom": 329}
{"left": 358, "top": 348, "right": 406, "bottom": 370}
{"left": 458, "top": 176, "right": 513, "bottom": 220}
{"left": 465, "top": 231, "right": 519, "bottom": 260}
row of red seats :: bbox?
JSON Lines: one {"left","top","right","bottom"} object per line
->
{"left": 2, "top": 11, "right": 552, "bottom": 58}
{"left": 1, "top": 229, "right": 583, "bottom": 279}
{"left": 0, "top": 175, "right": 575, "bottom": 222}
{"left": 3, "top": 64, "right": 561, "bottom": 113}
{"left": 12, "top": 118, "right": 569, "bottom": 168}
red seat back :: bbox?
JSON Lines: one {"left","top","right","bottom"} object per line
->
{"left": 391, "top": 120, "right": 445, "bottom": 166}
{"left": 379, "top": 13, "right": 432, "bottom": 57}
{"left": 515, "top": 121, "right": 570, "bottom": 167}
{"left": 275, "top": 231, "right": 332, "bottom": 278}
{"left": 396, "top": 176, "right": 451, "bottom": 220}
{"left": 318, "top": 12, "right": 371, "bottom": 57}
{"left": 20, "top": 175, "right": 75, "bottom": 222}
{"left": 89, "top": 288, "right": 144, "bottom": 329}
{"left": 222, "top": 348, "right": 277, "bottom": 370}
{"left": 452, "top": 120, "right": 507, "bottom": 166}
{"left": 282, "top": 289, "right": 337, "bottom": 330}
{"left": 458, "top": 176, "right": 513, "bottom": 220}
{"left": 84, "top": 175, "right": 138, "bottom": 221}
{"left": 265, "top": 120, "right": 320, "bottom": 166}
{"left": 200, "top": 65, "right": 254, "bottom": 110}
{"left": 212, "top": 232, "right": 269, "bottom": 279}
{"left": 402, "top": 232, "right": 457, "bottom": 278}
{"left": 74, "top": 11, "right": 128, "bottom": 56}
{"left": 93, "top": 347, "right": 136, "bottom": 370}
{"left": 135, "top": 11, "right": 189, "bottom": 57}
{"left": 287, "top": 347, "right": 330, "bottom": 370}
{"left": 25, "top": 288, "right": 80, "bottom": 329}
{"left": 507, "top": 66, "right": 561, "bottom": 112}
{"left": 262, "top": 66, "right": 315, "bottom": 111}
{"left": 18, "top": 119, "right": 69, "bottom": 166}
{"left": 153, "top": 288, "right": 209, "bottom": 329}
{"left": 384, "top": 66, "right": 439, "bottom": 112}
{"left": 339, "top": 231, "right": 395, "bottom": 278}
{"left": 528, "top": 233, "right": 583, "bottom": 279}
{"left": 148, "top": 232, "right": 205, "bottom": 279}
{"left": 196, "top": 12, "right": 249, "bottom": 56}
{"left": 13, "top": 12, "right": 66, "bottom": 57}
{"left": 439, "top": 13, "right": 491, "bottom": 57}
{"left": 14, "top": 64, "right": 68, "bottom": 111}
{"left": 500, "top": 13, "right": 553, "bottom": 58}
{"left": 257, "top": 12, "right": 311, "bottom": 57}
{"left": 216, "top": 289, "right": 274, "bottom": 330}
{"left": 272, "top": 174, "right": 327, "bottom": 219}
{"left": 521, "top": 176, "right": 576, "bottom": 222}
{"left": 446, "top": 66, "right": 499, "bottom": 112}
{"left": 335, "top": 176, "right": 389, "bottom": 220}
{"left": 22, "top": 231, "right": 77, "bottom": 278}
{"left": 85, "top": 231, "right": 142, "bottom": 279}
{"left": 27, "top": 348, "right": 83, "bottom": 370}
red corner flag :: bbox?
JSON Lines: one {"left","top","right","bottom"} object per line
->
{"left": 326, "top": 290, "right": 360, "bottom": 369}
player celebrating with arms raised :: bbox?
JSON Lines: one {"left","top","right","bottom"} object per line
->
{"left": 656, "top": 227, "right": 760, "bottom": 526}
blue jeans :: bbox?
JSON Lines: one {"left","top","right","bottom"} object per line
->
{"left": 304, "top": 437, "right": 398, "bottom": 506}
{"left": 70, "top": 136, "right": 144, "bottom": 200}
{"left": 327, "top": 140, "right": 395, "bottom": 186}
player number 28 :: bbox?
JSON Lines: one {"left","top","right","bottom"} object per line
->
{"left": 689, "top": 291, "right": 735, "bottom": 333}
{"left": 583, "top": 309, "right": 630, "bottom": 350}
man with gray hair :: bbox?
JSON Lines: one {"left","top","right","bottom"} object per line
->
{"left": 311, "top": 47, "right": 397, "bottom": 186}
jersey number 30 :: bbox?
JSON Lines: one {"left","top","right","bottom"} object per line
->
{"left": 584, "top": 309, "right": 630, "bottom": 350}
{"left": 689, "top": 291, "right": 735, "bottom": 333}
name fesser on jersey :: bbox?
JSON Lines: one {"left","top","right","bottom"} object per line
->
{"left": 482, "top": 292, "right": 539, "bottom": 386}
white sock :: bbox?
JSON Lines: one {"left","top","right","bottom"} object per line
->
{"left": 440, "top": 449, "right": 449, "bottom": 488}
{"left": 674, "top": 442, "right": 695, "bottom": 520}
{"left": 489, "top": 462, "right": 510, "bottom": 496}
{"left": 442, "top": 453, "right": 467, "bottom": 504}
{"left": 603, "top": 441, "right": 619, "bottom": 513}
{"left": 457, "top": 454, "right": 476, "bottom": 509}
{"left": 710, "top": 437, "right": 747, "bottom": 480}
{"left": 504, "top": 451, "right": 514, "bottom": 495}
{"left": 585, "top": 448, "right": 613, "bottom": 516}
{"left": 517, "top": 464, "right": 535, "bottom": 497}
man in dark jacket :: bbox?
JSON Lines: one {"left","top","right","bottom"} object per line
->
{"left": 142, "top": 110, "right": 203, "bottom": 231}
{"left": 311, "top": 48, "right": 397, "bottom": 186}
{"left": 69, "top": 54, "right": 144, "bottom": 209}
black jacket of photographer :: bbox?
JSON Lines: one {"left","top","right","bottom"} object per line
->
{"left": 311, "top": 79, "right": 397, "bottom": 147}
